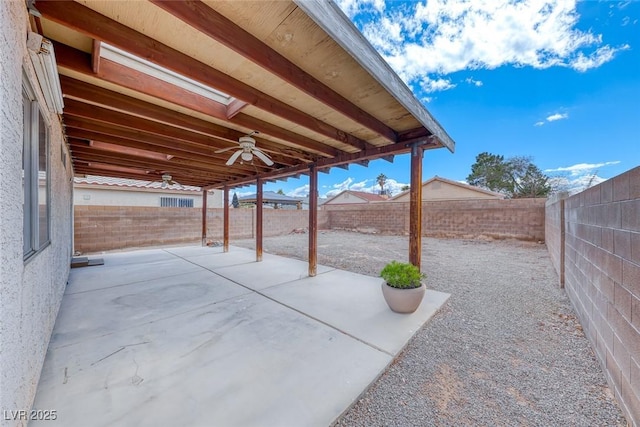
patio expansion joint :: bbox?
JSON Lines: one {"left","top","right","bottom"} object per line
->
{"left": 173, "top": 252, "right": 394, "bottom": 357}
{"left": 65, "top": 265, "right": 209, "bottom": 295}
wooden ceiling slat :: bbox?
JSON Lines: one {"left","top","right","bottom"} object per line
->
{"left": 60, "top": 76, "right": 314, "bottom": 163}
{"left": 151, "top": 0, "right": 396, "bottom": 144}
{"left": 69, "top": 143, "right": 242, "bottom": 177}
{"left": 63, "top": 98, "right": 298, "bottom": 168}
{"left": 54, "top": 44, "right": 338, "bottom": 158}
{"left": 38, "top": 1, "right": 373, "bottom": 151}
{"left": 64, "top": 121, "right": 269, "bottom": 174}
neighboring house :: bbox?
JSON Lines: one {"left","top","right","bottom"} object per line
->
{"left": 238, "top": 191, "right": 304, "bottom": 209}
{"left": 323, "top": 190, "right": 388, "bottom": 206}
{"left": 74, "top": 176, "right": 223, "bottom": 208}
{"left": 391, "top": 176, "right": 506, "bottom": 202}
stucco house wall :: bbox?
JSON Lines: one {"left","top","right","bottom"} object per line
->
{"left": 392, "top": 176, "right": 505, "bottom": 202}
{"left": 1, "top": 2, "right": 73, "bottom": 424}
{"left": 73, "top": 184, "right": 223, "bottom": 208}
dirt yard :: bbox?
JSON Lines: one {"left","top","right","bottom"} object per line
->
{"left": 233, "top": 231, "right": 626, "bottom": 426}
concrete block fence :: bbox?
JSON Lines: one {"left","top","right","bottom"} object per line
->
{"left": 74, "top": 198, "right": 546, "bottom": 253}
{"left": 546, "top": 166, "right": 640, "bottom": 425}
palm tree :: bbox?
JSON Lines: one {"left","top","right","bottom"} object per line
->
{"left": 377, "top": 173, "right": 387, "bottom": 195}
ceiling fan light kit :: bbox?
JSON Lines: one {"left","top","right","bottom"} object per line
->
{"left": 216, "top": 132, "right": 274, "bottom": 167}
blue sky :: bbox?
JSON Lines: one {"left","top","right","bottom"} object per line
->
{"left": 248, "top": 0, "right": 640, "bottom": 199}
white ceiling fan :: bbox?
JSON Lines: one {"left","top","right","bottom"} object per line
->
{"left": 215, "top": 131, "right": 274, "bottom": 166}
{"left": 160, "top": 173, "right": 180, "bottom": 188}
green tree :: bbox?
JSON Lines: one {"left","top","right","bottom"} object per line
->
{"left": 277, "top": 189, "right": 285, "bottom": 195}
{"left": 513, "top": 163, "right": 551, "bottom": 198}
{"left": 232, "top": 192, "right": 239, "bottom": 208}
{"left": 466, "top": 152, "right": 551, "bottom": 198}
{"left": 466, "top": 152, "right": 510, "bottom": 193}
{"left": 401, "top": 185, "right": 410, "bottom": 192}
{"left": 376, "top": 173, "right": 387, "bottom": 195}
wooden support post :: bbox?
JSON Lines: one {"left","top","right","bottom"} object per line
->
{"left": 201, "top": 189, "right": 208, "bottom": 246}
{"left": 223, "top": 186, "right": 229, "bottom": 252}
{"left": 409, "top": 144, "right": 423, "bottom": 269}
{"left": 308, "top": 164, "right": 318, "bottom": 277}
{"left": 256, "top": 177, "right": 263, "bottom": 262}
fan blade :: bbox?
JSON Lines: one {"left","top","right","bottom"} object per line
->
{"left": 253, "top": 149, "right": 274, "bottom": 166}
{"left": 215, "top": 146, "right": 238, "bottom": 153}
{"left": 226, "top": 150, "right": 243, "bottom": 166}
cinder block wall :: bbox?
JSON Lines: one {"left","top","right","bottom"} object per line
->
{"left": 545, "top": 194, "right": 566, "bottom": 286}
{"left": 546, "top": 166, "right": 640, "bottom": 425}
{"left": 74, "top": 207, "right": 328, "bottom": 252}
{"left": 325, "top": 198, "right": 546, "bottom": 240}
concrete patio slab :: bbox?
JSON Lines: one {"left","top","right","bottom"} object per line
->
{"left": 264, "top": 269, "right": 451, "bottom": 355}
{"left": 50, "top": 270, "right": 251, "bottom": 349}
{"left": 32, "top": 246, "right": 449, "bottom": 427}
{"left": 212, "top": 255, "right": 334, "bottom": 291}
{"left": 66, "top": 257, "right": 202, "bottom": 294}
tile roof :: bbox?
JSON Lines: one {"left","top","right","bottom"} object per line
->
{"left": 74, "top": 175, "right": 202, "bottom": 192}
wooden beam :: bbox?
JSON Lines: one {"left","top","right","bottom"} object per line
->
{"left": 409, "top": 144, "right": 423, "bottom": 269}
{"left": 256, "top": 177, "right": 263, "bottom": 262}
{"left": 226, "top": 99, "right": 248, "bottom": 119}
{"left": 308, "top": 164, "right": 318, "bottom": 277}
{"left": 152, "top": 0, "right": 394, "bottom": 145}
{"left": 64, "top": 117, "right": 266, "bottom": 173}
{"left": 60, "top": 76, "right": 313, "bottom": 163}
{"left": 69, "top": 145, "right": 231, "bottom": 178}
{"left": 91, "top": 39, "right": 100, "bottom": 73}
{"left": 38, "top": 2, "right": 369, "bottom": 151}
{"left": 223, "top": 186, "right": 229, "bottom": 253}
{"left": 209, "top": 138, "right": 440, "bottom": 189}
{"left": 202, "top": 189, "right": 208, "bottom": 246}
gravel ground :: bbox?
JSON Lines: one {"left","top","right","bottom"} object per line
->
{"left": 234, "top": 231, "right": 626, "bottom": 427}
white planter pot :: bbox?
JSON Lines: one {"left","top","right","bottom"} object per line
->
{"left": 381, "top": 281, "right": 425, "bottom": 313}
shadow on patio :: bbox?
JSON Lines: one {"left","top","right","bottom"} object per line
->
{"left": 32, "top": 246, "right": 449, "bottom": 427}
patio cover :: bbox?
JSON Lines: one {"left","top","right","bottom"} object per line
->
{"left": 31, "top": 0, "right": 456, "bottom": 269}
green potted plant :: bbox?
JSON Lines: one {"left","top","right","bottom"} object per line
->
{"left": 380, "top": 261, "right": 426, "bottom": 313}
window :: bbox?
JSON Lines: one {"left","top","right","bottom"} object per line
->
{"left": 22, "top": 76, "right": 50, "bottom": 258}
{"left": 160, "top": 197, "right": 194, "bottom": 208}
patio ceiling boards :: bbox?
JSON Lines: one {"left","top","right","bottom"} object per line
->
{"left": 34, "top": 0, "right": 455, "bottom": 189}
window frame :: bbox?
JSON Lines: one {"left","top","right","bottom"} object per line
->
{"left": 22, "top": 72, "right": 51, "bottom": 261}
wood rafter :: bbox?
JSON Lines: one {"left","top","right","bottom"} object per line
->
{"left": 152, "top": 0, "right": 395, "bottom": 144}
{"left": 214, "top": 138, "right": 439, "bottom": 189}
{"left": 68, "top": 142, "right": 240, "bottom": 178}
{"left": 53, "top": 42, "right": 339, "bottom": 158}
{"left": 59, "top": 76, "right": 313, "bottom": 164}
{"left": 64, "top": 120, "right": 270, "bottom": 175}
{"left": 62, "top": 98, "right": 297, "bottom": 168}
{"left": 37, "top": 1, "right": 373, "bottom": 151}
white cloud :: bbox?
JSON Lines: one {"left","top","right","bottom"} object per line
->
{"left": 287, "top": 184, "right": 309, "bottom": 198}
{"left": 465, "top": 77, "right": 483, "bottom": 87}
{"left": 341, "top": 0, "right": 629, "bottom": 93}
{"left": 421, "top": 77, "right": 456, "bottom": 93}
{"left": 535, "top": 111, "right": 568, "bottom": 125}
{"left": 322, "top": 177, "right": 409, "bottom": 198}
{"left": 546, "top": 113, "right": 568, "bottom": 122}
{"left": 545, "top": 161, "right": 621, "bottom": 176}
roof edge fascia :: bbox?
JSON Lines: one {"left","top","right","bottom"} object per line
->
{"left": 295, "top": 0, "right": 455, "bottom": 153}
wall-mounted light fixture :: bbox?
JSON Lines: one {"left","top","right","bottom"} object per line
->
{"left": 26, "top": 31, "right": 64, "bottom": 114}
